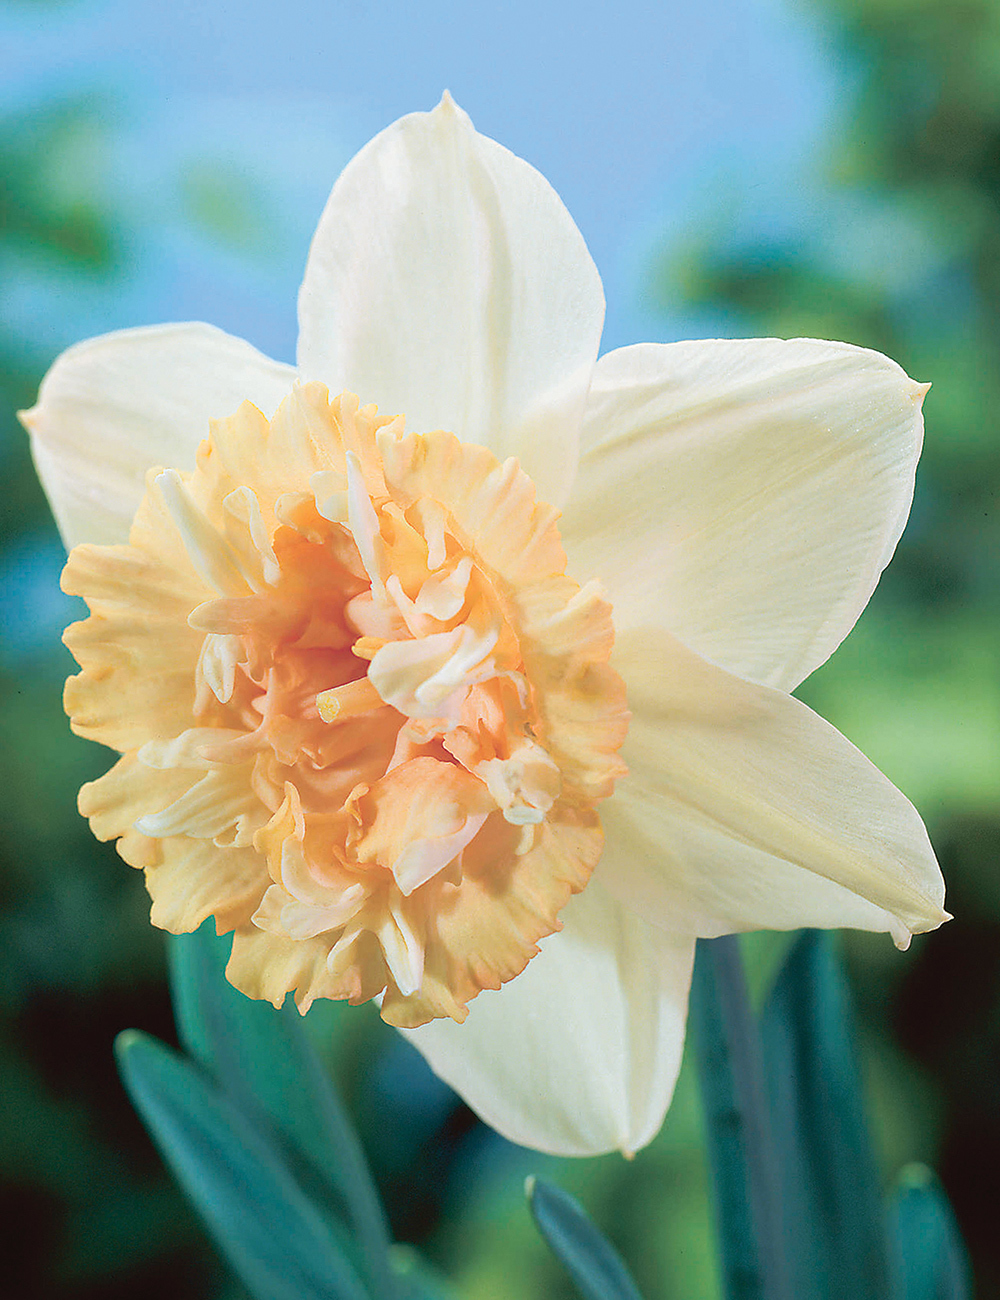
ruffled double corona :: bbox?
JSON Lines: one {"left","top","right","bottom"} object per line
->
{"left": 63, "top": 385, "right": 628, "bottom": 1027}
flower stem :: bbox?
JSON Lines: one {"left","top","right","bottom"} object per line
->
{"left": 690, "top": 935, "right": 792, "bottom": 1300}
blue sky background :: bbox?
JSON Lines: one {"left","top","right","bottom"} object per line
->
{"left": 0, "top": 0, "right": 846, "bottom": 663}
{"left": 1, "top": 0, "right": 842, "bottom": 361}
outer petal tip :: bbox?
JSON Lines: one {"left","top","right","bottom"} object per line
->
{"left": 916, "top": 902, "right": 952, "bottom": 933}
{"left": 891, "top": 902, "right": 950, "bottom": 951}
{"left": 564, "top": 336, "right": 930, "bottom": 691}
{"left": 603, "top": 629, "right": 948, "bottom": 948}
{"left": 434, "top": 89, "right": 465, "bottom": 121}
{"left": 404, "top": 886, "right": 695, "bottom": 1155}
{"left": 296, "top": 92, "right": 603, "bottom": 509}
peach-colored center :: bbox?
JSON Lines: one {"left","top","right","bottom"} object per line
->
{"left": 65, "top": 387, "right": 627, "bottom": 1026}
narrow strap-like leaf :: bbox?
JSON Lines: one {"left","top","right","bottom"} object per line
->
{"left": 888, "top": 1165, "right": 972, "bottom": 1300}
{"left": 116, "top": 1029, "right": 371, "bottom": 1300}
{"left": 526, "top": 1175, "right": 645, "bottom": 1300}
{"left": 690, "top": 935, "right": 792, "bottom": 1300}
{"left": 388, "top": 1244, "right": 461, "bottom": 1300}
{"left": 760, "top": 929, "right": 889, "bottom": 1300}
{"left": 168, "top": 924, "right": 394, "bottom": 1298}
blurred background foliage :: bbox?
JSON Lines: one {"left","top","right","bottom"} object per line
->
{"left": 0, "top": 0, "right": 997, "bottom": 1296}
{"left": 658, "top": 0, "right": 1000, "bottom": 1291}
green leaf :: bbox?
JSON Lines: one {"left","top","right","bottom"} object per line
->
{"left": 526, "top": 1175, "right": 645, "bottom": 1300}
{"left": 168, "top": 924, "right": 395, "bottom": 1298}
{"left": 888, "top": 1165, "right": 971, "bottom": 1300}
{"left": 760, "top": 929, "right": 889, "bottom": 1300}
{"left": 388, "top": 1245, "right": 461, "bottom": 1300}
{"left": 115, "top": 1029, "right": 371, "bottom": 1300}
{"left": 690, "top": 936, "right": 792, "bottom": 1300}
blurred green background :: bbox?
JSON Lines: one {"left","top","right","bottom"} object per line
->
{"left": 1, "top": 0, "right": 998, "bottom": 1296}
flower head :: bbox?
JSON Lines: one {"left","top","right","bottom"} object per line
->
{"left": 23, "top": 95, "right": 947, "bottom": 1156}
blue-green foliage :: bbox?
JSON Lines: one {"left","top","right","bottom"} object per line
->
{"left": 117, "top": 921, "right": 470, "bottom": 1300}
{"left": 688, "top": 931, "right": 972, "bottom": 1300}
{"left": 115, "top": 1029, "right": 372, "bottom": 1300}
{"left": 888, "top": 1166, "right": 971, "bottom": 1300}
{"left": 115, "top": 921, "right": 405, "bottom": 1300}
{"left": 690, "top": 936, "right": 792, "bottom": 1300}
{"left": 386, "top": 1245, "right": 461, "bottom": 1300}
{"left": 168, "top": 923, "right": 395, "bottom": 1298}
{"left": 526, "top": 1176, "right": 645, "bottom": 1300}
{"left": 760, "top": 930, "right": 889, "bottom": 1300}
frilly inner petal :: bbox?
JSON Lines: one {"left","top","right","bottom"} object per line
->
{"left": 63, "top": 384, "right": 628, "bottom": 1026}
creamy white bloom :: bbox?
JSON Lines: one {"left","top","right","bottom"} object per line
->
{"left": 22, "top": 94, "right": 947, "bottom": 1158}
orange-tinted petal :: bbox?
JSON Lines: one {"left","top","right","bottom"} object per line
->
{"left": 62, "top": 388, "right": 627, "bottom": 1027}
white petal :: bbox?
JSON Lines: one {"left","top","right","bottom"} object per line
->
{"left": 22, "top": 323, "right": 296, "bottom": 548}
{"left": 297, "top": 94, "right": 604, "bottom": 508}
{"left": 599, "top": 629, "right": 948, "bottom": 946}
{"left": 133, "top": 767, "right": 263, "bottom": 846}
{"left": 391, "top": 811, "right": 488, "bottom": 896}
{"left": 381, "top": 900, "right": 425, "bottom": 998}
{"left": 154, "top": 470, "right": 252, "bottom": 596}
{"left": 560, "top": 338, "right": 926, "bottom": 691}
{"left": 253, "top": 882, "right": 366, "bottom": 941}
{"left": 402, "top": 881, "right": 695, "bottom": 1156}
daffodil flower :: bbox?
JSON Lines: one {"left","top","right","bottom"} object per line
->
{"left": 22, "top": 95, "right": 947, "bottom": 1158}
